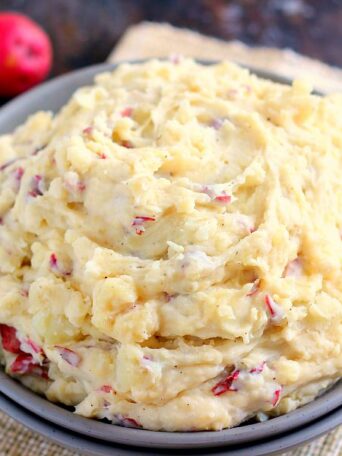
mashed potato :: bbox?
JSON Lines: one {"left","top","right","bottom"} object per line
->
{"left": 0, "top": 59, "right": 341, "bottom": 431}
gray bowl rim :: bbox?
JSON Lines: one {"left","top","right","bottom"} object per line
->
{"left": 1, "top": 369, "right": 341, "bottom": 449}
{"left": 0, "top": 391, "right": 341, "bottom": 456}
{"left": 0, "top": 60, "right": 339, "bottom": 450}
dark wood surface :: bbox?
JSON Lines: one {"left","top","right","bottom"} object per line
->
{"left": 0, "top": 0, "right": 341, "bottom": 86}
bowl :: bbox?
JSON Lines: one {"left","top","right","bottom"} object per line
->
{"left": 1, "top": 391, "right": 341, "bottom": 456}
{"left": 0, "top": 61, "right": 341, "bottom": 455}
{"left": 0, "top": 368, "right": 341, "bottom": 450}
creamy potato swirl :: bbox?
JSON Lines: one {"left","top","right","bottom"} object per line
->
{"left": 0, "top": 59, "right": 341, "bottom": 431}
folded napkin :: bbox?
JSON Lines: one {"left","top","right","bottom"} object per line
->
{"left": 0, "top": 21, "right": 340, "bottom": 456}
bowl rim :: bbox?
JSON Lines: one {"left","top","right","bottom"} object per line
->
{"left": 1, "top": 391, "right": 341, "bottom": 456}
{"left": 0, "top": 370, "right": 341, "bottom": 449}
{"left": 0, "top": 60, "right": 338, "bottom": 450}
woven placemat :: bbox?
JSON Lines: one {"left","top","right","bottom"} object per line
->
{"left": 0, "top": 21, "right": 341, "bottom": 456}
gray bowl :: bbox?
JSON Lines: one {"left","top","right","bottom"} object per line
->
{"left": 0, "top": 61, "right": 341, "bottom": 454}
{"left": 0, "top": 369, "right": 341, "bottom": 450}
{"left": 0, "top": 370, "right": 342, "bottom": 449}
{"left": 1, "top": 391, "right": 341, "bottom": 456}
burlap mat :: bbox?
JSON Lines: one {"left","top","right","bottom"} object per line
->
{"left": 0, "top": 21, "right": 341, "bottom": 456}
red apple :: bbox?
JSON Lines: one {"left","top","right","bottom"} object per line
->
{"left": 0, "top": 12, "right": 52, "bottom": 97}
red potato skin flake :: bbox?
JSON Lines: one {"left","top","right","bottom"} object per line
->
{"left": 265, "top": 294, "right": 277, "bottom": 318}
{"left": 20, "top": 288, "right": 29, "bottom": 298}
{"left": 272, "top": 388, "right": 282, "bottom": 406}
{"left": 11, "top": 353, "right": 34, "bottom": 373}
{"left": 55, "top": 346, "right": 81, "bottom": 367}
{"left": 214, "top": 193, "right": 231, "bottom": 204}
{"left": 35, "top": 366, "right": 49, "bottom": 379}
{"left": 202, "top": 186, "right": 231, "bottom": 204}
{"left": 132, "top": 216, "right": 155, "bottom": 235}
{"left": 13, "top": 167, "right": 24, "bottom": 182}
{"left": 0, "top": 324, "right": 21, "bottom": 354}
{"left": 82, "top": 126, "right": 93, "bottom": 135}
{"left": 246, "top": 280, "right": 260, "bottom": 297}
{"left": 121, "top": 140, "right": 134, "bottom": 149}
{"left": 212, "top": 369, "right": 240, "bottom": 396}
{"left": 98, "top": 153, "right": 107, "bottom": 159}
{"left": 143, "top": 355, "right": 152, "bottom": 361}
{"left": 27, "top": 339, "right": 43, "bottom": 354}
{"left": 49, "top": 253, "right": 72, "bottom": 276}
{"left": 250, "top": 361, "right": 266, "bottom": 374}
{"left": 49, "top": 252, "right": 58, "bottom": 269}
{"left": 120, "top": 107, "right": 133, "bottom": 118}
{"left": 0, "top": 324, "right": 49, "bottom": 379}
{"left": 11, "top": 353, "right": 35, "bottom": 373}
{"left": 28, "top": 175, "right": 44, "bottom": 198}
{"left": 77, "top": 181, "right": 86, "bottom": 192}
{"left": 28, "top": 191, "right": 38, "bottom": 198}
{"left": 122, "top": 417, "right": 142, "bottom": 428}
{"left": 210, "top": 118, "right": 224, "bottom": 130}
{"left": 100, "top": 385, "right": 114, "bottom": 393}
{"left": 163, "top": 292, "right": 178, "bottom": 302}
{"left": 11, "top": 353, "right": 49, "bottom": 379}
{"left": 132, "top": 216, "right": 156, "bottom": 226}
